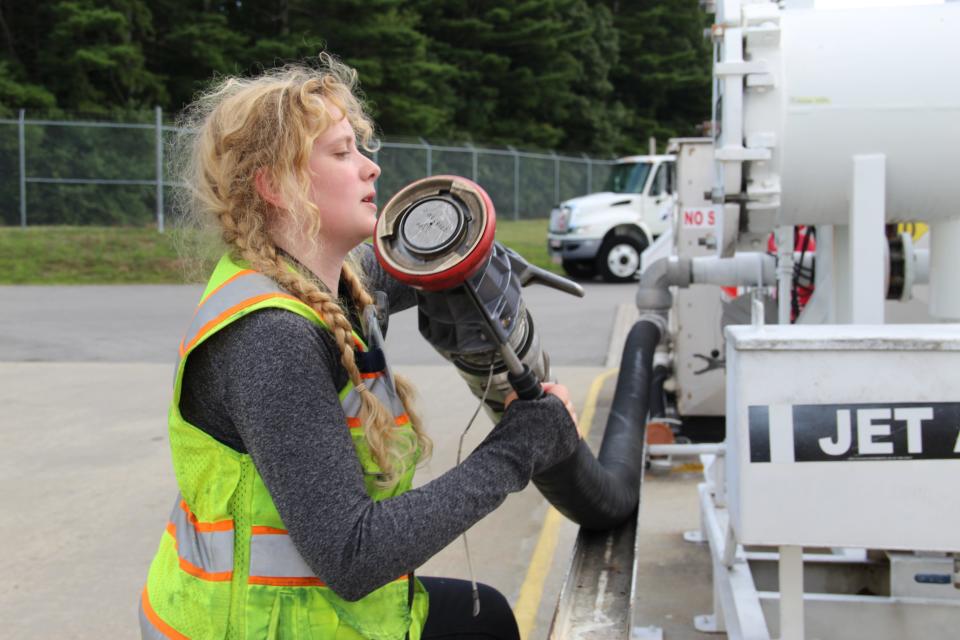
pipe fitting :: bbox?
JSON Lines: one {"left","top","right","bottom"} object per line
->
{"left": 690, "top": 252, "right": 776, "bottom": 287}
{"left": 636, "top": 256, "right": 692, "bottom": 313}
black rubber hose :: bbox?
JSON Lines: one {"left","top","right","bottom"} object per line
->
{"left": 648, "top": 364, "right": 670, "bottom": 421}
{"left": 532, "top": 319, "right": 660, "bottom": 530}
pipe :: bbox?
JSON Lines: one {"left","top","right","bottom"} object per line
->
{"left": 690, "top": 253, "right": 776, "bottom": 287}
{"left": 532, "top": 320, "right": 662, "bottom": 530}
{"left": 635, "top": 252, "right": 780, "bottom": 296}
{"left": 648, "top": 443, "right": 725, "bottom": 457}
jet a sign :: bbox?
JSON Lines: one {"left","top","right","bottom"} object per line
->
{"left": 748, "top": 402, "right": 960, "bottom": 463}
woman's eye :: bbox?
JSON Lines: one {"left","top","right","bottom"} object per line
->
{"left": 335, "top": 150, "right": 350, "bottom": 158}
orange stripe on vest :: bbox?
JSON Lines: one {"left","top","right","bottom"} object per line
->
{"left": 251, "top": 525, "right": 288, "bottom": 535}
{"left": 247, "top": 574, "right": 409, "bottom": 588}
{"left": 164, "top": 521, "right": 234, "bottom": 583}
{"left": 248, "top": 576, "right": 327, "bottom": 587}
{"left": 178, "top": 270, "right": 257, "bottom": 355}
{"left": 346, "top": 413, "right": 409, "bottom": 429}
{"left": 180, "top": 293, "right": 303, "bottom": 357}
{"left": 180, "top": 288, "right": 365, "bottom": 357}
{"left": 141, "top": 587, "right": 191, "bottom": 640}
{"left": 179, "top": 500, "right": 234, "bottom": 532}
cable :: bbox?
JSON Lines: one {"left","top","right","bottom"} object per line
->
{"left": 455, "top": 356, "right": 496, "bottom": 617}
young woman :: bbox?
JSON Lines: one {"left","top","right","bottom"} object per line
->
{"left": 139, "top": 55, "right": 580, "bottom": 640}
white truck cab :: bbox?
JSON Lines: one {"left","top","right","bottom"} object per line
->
{"left": 547, "top": 154, "right": 676, "bottom": 282}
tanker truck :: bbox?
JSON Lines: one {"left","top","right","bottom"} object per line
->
{"left": 370, "top": 3, "right": 959, "bottom": 638}
{"left": 547, "top": 1, "right": 960, "bottom": 638}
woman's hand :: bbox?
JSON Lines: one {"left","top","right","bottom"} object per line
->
{"left": 504, "top": 382, "right": 582, "bottom": 438}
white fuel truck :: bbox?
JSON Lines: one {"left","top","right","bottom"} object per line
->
{"left": 547, "top": 155, "right": 676, "bottom": 282}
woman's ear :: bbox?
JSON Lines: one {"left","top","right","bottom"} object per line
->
{"left": 255, "top": 168, "right": 286, "bottom": 209}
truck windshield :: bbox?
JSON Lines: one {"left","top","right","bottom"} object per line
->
{"left": 603, "top": 162, "right": 652, "bottom": 194}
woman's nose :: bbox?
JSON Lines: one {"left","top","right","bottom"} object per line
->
{"left": 365, "top": 155, "right": 381, "bottom": 181}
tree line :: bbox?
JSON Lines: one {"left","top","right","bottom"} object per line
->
{"left": 0, "top": 0, "right": 711, "bottom": 155}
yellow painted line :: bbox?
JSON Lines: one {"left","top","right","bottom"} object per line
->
{"left": 514, "top": 507, "right": 564, "bottom": 640}
{"left": 574, "top": 368, "right": 618, "bottom": 441}
{"left": 514, "top": 368, "right": 618, "bottom": 640}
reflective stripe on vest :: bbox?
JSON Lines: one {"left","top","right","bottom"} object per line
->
{"left": 139, "top": 588, "right": 188, "bottom": 640}
{"left": 249, "top": 527, "right": 324, "bottom": 587}
{"left": 145, "top": 255, "right": 426, "bottom": 639}
{"left": 342, "top": 372, "right": 408, "bottom": 428}
{"left": 248, "top": 527, "right": 410, "bottom": 589}
{"left": 181, "top": 265, "right": 410, "bottom": 433}
{"left": 179, "top": 269, "right": 363, "bottom": 358}
{"left": 166, "top": 494, "right": 234, "bottom": 582}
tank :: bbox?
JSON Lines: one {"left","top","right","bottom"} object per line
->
{"left": 718, "top": 2, "right": 960, "bottom": 225}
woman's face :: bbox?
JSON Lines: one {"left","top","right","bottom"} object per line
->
{"left": 307, "top": 107, "right": 381, "bottom": 251}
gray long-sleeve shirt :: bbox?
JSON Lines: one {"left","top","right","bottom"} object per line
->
{"left": 179, "top": 246, "right": 579, "bottom": 601}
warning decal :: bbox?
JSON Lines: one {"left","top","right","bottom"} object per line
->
{"left": 748, "top": 402, "right": 960, "bottom": 463}
{"left": 681, "top": 208, "right": 716, "bottom": 228}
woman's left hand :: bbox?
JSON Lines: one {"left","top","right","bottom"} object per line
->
{"left": 504, "top": 382, "right": 582, "bottom": 438}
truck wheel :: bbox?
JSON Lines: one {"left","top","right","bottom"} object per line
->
{"left": 562, "top": 259, "right": 597, "bottom": 280}
{"left": 598, "top": 235, "right": 645, "bottom": 283}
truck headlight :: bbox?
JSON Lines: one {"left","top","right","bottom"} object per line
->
{"left": 550, "top": 205, "right": 574, "bottom": 233}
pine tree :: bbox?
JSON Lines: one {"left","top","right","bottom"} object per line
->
{"left": 293, "top": 0, "right": 460, "bottom": 138}
{"left": 145, "top": 0, "right": 247, "bottom": 111}
{"left": 39, "top": 0, "right": 166, "bottom": 114}
{"left": 414, "top": 0, "right": 620, "bottom": 151}
{"left": 602, "top": 0, "right": 711, "bottom": 149}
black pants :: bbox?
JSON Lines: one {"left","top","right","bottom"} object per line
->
{"left": 419, "top": 577, "right": 520, "bottom": 640}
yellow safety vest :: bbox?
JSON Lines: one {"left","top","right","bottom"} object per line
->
{"left": 140, "top": 254, "right": 428, "bottom": 639}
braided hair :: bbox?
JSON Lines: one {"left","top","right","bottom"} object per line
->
{"left": 174, "top": 55, "right": 431, "bottom": 486}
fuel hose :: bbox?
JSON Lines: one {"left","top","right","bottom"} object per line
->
{"left": 532, "top": 320, "right": 659, "bottom": 530}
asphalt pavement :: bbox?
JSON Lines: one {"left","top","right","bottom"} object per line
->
{"left": 0, "top": 280, "right": 632, "bottom": 365}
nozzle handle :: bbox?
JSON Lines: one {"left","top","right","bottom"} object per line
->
{"left": 507, "top": 364, "right": 545, "bottom": 401}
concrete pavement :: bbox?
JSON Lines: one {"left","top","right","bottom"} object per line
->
{"left": 0, "top": 281, "right": 639, "bottom": 639}
{"left": 0, "top": 361, "right": 613, "bottom": 640}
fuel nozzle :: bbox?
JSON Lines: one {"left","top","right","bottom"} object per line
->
{"left": 373, "top": 175, "right": 582, "bottom": 416}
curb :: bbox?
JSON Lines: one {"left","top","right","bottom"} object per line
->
{"left": 604, "top": 303, "right": 639, "bottom": 369}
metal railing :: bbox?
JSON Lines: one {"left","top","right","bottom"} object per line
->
{"left": 1, "top": 109, "right": 616, "bottom": 230}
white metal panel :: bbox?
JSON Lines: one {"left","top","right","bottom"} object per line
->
{"left": 725, "top": 324, "right": 960, "bottom": 551}
{"left": 673, "top": 139, "right": 727, "bottom": 416}
{"left": 928, "top": 217, "right": 960, "bottom": 320}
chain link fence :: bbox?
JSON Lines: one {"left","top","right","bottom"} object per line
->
{"left": 0, "top": 109, "right": 615, "bottom": 230}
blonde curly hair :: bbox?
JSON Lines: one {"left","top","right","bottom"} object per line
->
{"left": 174, "top": 54, "right": 430, "bottom": 486}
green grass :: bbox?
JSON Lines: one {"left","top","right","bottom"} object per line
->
{"left": 493, "top": 218, "right": 561, "bottom": 275}
{"left": 0, "top": 220, "right": 558, "bottom": 284}
{"left": 0, "top": 226, "right": 187, "bottom": 284}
